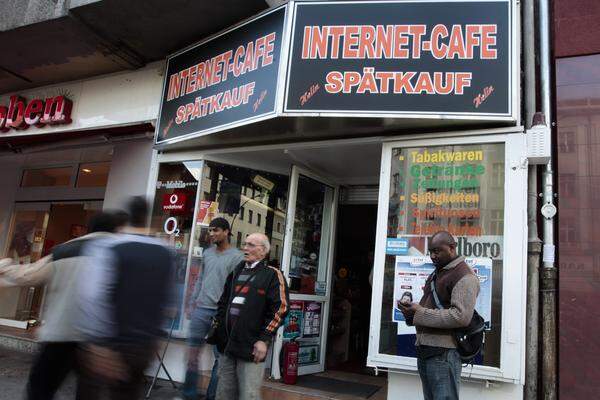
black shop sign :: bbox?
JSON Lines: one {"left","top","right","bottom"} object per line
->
{"left": 156, "top": 6, "right": 286, "bottom": 144}
{"left": 284, "top": 1, "right": 512, "bottom": 117}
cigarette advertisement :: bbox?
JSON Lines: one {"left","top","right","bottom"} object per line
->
{"left": 394, "top": 256, "right": 492, "bottom": 335}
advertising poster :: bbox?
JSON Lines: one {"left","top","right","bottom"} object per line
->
{"left": 197, "top": 201, "right": 219, "bottom": 226}
{"left": 302, "top": 301, "right": 322, "bottom": 337}
{"left": 283, "top": 301, "right": 304, "bottom": 339}
{"left": 394, "top": 256, "right": 493, "bottom": 335}
{"left": 156, "top": 6, "right": 287, "bottom": 143}
{"left": 298, "top": 344, "right": 320, "bottom": 365}
{"left": 285, "top": 1, "right": 512, "bottom": 118}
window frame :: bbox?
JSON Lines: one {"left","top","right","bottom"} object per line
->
{"left": 367, "top": 133, "right": 527, "bottom": 384}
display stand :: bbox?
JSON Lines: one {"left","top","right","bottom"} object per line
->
{"left": 145, "top": 317, "right": 178, "bottom": 399}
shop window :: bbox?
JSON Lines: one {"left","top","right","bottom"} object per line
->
{"left": 150, "top": 161, "right": 203, "bottom": 333}
{"left": 491, "top": 163, "right": 504, "bottom": 188}
{"left": 559, "top": 217, "right": 579, "bottom": 243}
{"left": 558, "top": 131, "right": 576, "bottom": 153}
{"left": 377, "top": 143, "right": 505, "bottom": 369}
{"left": 21, "top": 167, "right": 72, "bottom": 187}
{"left": 194, "top": 160, "right": 289, "bottom": 265}
{"left": 559, "top": 174, "right": 576, "bottom": 197}
{"left": 76, "top": 162, "right": 111, "bottom": 187}
{"left": 489, "top": 209, "right": 504, "bottom": 235}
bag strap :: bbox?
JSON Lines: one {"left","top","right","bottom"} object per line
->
{"left": 430, "top": 272, "right": 444, "bottom": 310}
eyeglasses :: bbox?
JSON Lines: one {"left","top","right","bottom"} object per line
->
{"left": 242, "top": 242, "right": 264, "bottom": 248}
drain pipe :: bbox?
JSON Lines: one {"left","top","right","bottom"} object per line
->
{"left": 523, "top": 0, "right": 541, "bottom": 399}
{"left": 538, "top": 0, "right": 558, "bottom": 398}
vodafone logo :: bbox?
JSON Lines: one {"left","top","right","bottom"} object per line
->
{"left": 162, "top": 192, "right": 186, "bottom": 212}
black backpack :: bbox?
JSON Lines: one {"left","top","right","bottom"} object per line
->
{"left": 430, "top": 275, "right": 485, "bottom": 363}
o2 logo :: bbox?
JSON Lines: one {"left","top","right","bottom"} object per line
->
{"left": 163, "top": 216, "right": 180, "bottom": 237}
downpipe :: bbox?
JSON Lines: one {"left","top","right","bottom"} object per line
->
{"left": 538, "top": 0, "right": 558, "bottom": 398}
{"left": 523, "top": 0, "right": 541, "bottom": 399}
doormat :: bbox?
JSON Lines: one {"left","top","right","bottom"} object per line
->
{"left": 295, "top": 375, "right": 381, "bottom": 398}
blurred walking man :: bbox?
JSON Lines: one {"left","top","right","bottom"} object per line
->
{"left": 77, "top": 197, "right": 176, "bottom": 400}
{"left": 214, "top": 233, "right": 289, "bottom": 400}
{"left": 0, "top": 211, "right": 126, "bottom": 400}
{"left": 180, "top": 217, "right": 244, "bottom": 400}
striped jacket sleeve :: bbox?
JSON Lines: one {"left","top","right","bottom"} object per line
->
{"left": 259, "top": 266, "right": 290, "bottom": 343}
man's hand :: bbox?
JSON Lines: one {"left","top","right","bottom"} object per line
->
{"left": 252, "top": 340, "right": 268, "bottom": 363}
{"left": 0, "top": 258, "right": 14, "bottom": 275}
{"left": 398, "top": 302, "right": 422, "bottom": 319}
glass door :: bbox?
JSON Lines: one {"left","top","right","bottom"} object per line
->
{"left": 279, "top": 166, "right": 338, "bottom": 376}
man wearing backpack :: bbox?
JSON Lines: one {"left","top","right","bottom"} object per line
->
{"left": 399, "top": 231, "right": 480, "bottom": 400}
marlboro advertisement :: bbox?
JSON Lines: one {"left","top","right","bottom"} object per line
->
{"left": 156, "top": 6, "right": 286, "bottom": 143}
{"left": 285, "top": 1, "right": 512, "bottom": 117}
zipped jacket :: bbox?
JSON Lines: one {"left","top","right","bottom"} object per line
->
{"left": 215, "top": 260, "right": 289, "bottom": 361}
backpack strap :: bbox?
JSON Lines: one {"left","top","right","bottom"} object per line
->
{"left": 430, "top": 272, "right": 444, "bottom": 310}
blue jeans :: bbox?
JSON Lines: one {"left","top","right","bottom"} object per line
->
{"left": 183, "top": 307, "right": 219, "bottom": 400}
{"left": 417, "top": 348, "right": 462, "bottom": 400}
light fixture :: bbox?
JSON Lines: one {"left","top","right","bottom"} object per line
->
{"left": 82, "top": 168, "right": 92, "bottom": 173}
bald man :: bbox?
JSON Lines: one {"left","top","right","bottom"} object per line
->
{"left": 399, "top": 231, "right": 480, "bottom": 400}
{"left": 213, "top": 233, "right": 289, "bottom": 400}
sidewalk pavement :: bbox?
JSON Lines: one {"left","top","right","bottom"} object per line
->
{"left": 0, "top": 346, "right": 181, "bottom": 400}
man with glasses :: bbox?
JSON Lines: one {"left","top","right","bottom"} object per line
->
{"left": 180, "top": 218, "right": 244, "bottom": 400}
{"left": 213, "top": 233, "right": 289, "bottom": 400}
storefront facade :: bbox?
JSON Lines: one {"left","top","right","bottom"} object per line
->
{"left": 149, "top": 1, "right": 530, "bottom": 399}
{"left": 0, "top": 64, "right": 163, "bottom": 327}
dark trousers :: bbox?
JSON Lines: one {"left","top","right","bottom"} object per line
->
{"left": 417, "top": 348, "right": 462, "bottom": 400}
{"left": 78, "top": 344, "right": 153, "bottom": 400}
{"left": 26, "top": 342, "right": 79, "bottom": 400}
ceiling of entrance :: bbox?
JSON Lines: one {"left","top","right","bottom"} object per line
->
{"left": 0, "top": 0, "right": 269, "bottom": 93}
{"left": 207, "top": 141, "right": 383, "bottom": 186}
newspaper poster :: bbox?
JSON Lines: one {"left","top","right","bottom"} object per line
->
{"left": 196, "top": 201, "right": 219, "bottom": 226}
{"left": 283, "top": 301, "right": 304, "bottom": 339}
{"left": 393, "top": 256, "right": 493, "bottom": 335}
{"left": 302, "top": 301, "right": 322, "bottom": 337}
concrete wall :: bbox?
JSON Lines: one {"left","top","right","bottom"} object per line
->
{"left": 102, "top": 139, "right": 156, "bottom": 211}
{"left": 0, "top": 0, "right": 68, "bottom": 31}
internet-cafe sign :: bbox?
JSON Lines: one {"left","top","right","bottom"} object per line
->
{"left": 156, "top": 6, "right": 287, "bottom": 144}
{"left": 284, "top": 0, "right": 513, "bottom": 118}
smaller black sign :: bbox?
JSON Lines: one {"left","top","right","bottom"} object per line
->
{"left": 156, "top": 6, "right": 286, "bottom": 144}
{"left": 284, "top": 1, "right": 512, "bottom": 118}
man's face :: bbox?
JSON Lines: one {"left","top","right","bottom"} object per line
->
{"left": 428, "top": 239, "right": 456, "bottom": 268}
{"left": 208, "top": 227, "right": 228, "bottom": 245}
{"left": 243, "top": 234, "right": 267, "bottom": 263}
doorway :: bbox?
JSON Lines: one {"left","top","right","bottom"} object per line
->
{"left": 326, "top": 204, "right": 377, "bottom": 374}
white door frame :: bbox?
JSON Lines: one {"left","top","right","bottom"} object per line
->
{"left": 273, "top": 165, "right": 339, "bottom": 377}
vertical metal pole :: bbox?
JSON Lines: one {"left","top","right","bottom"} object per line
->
{"left": 523, "top": 1, "right": 541, "bottom": 399}
{"left": 538, "top": 0, "right": 557, "bottom": 397}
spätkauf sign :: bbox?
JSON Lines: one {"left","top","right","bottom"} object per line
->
{"left": 155, "top": 6, "right": 286, "bottom": 144}
{"left": 284, "top": 0, "right": 512, "bottom": 117}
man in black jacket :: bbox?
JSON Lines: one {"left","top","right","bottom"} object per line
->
{"left": 214, "top": 233, "right": 289, "bottom": 400}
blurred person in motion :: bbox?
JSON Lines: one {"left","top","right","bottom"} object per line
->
{"left": 76, "top": 196, "right": 176, "bottom": 400}
{"left": 0, "top": 211, "right": 127, "bottom": 400}
{"left": 213, "top": 233, "right": 289, "bottom": 400}
{"left": 179, "top": 218, "right": 244, "bottom": 400}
